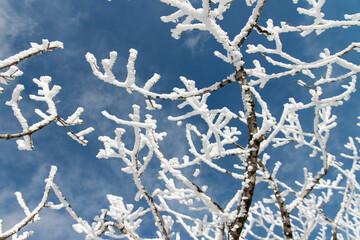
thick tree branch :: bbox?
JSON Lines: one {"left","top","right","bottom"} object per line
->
{"left": 229, "top": 68, "right": 261, "bottom": 239}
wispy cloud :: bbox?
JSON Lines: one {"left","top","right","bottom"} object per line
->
{"left": 0, "top": 2, "right": 35, "bottom": 58}
{"left": 183, "top": 31, "right": 210, "bottom": 55}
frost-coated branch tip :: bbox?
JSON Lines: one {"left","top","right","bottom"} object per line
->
{"left": 2, "top": 74, "right": 94, "bottom": 149}
{"left": 0, "top": 40, "right": 64, "bottom": 80}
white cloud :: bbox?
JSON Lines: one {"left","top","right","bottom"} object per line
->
{"left": 183, "top": 31, "right": 210, "bottom": 54}
{"left": 0, "top": 2, "right": 35, "bottom": 58}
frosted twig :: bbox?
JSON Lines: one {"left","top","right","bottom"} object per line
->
{"left": 0, "top": 115, "right": 57, "bottom": 140}
{"left": 0, "top": 40, "right": 63, "bottom": 71}
{"left": 233, "top": 0, "right": 267, "bottom": 48}
{"left": 2, "top": 76, "right": 93, "bottom": 150}
{"left": 257, "top": 157, "right": 293, "bottom": 239}
{"left": 0, "top": 166, "right": 57, "bottom": 240}
{"left": 0, "top": 40, "right": 63, "bottom": 93}
{"left": 86, "top": 49, "right": 236, "bottom": 102}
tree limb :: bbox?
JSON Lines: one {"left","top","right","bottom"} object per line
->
{"left": 229, "top": 67, "right": 262, "bottom": 239}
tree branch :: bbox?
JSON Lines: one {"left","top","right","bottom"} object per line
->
{"left": 257, "top": 160, "right": 293, "bottom": 239}
{"left": 287, "top": 165, "right": 331, "bottom": 213}
{"left": 56, "top": 116, "right": 90, "bottom": 146}
{"left": 137, "top": 178, "right": 170, "bottom": 240}
{"left": 153, "top": 76, "right": 236, "bottom": 100}
{"left": 233, "top": 0, "right": 267, "bottom": 48}
{"left": 0, "top": 115, "right": 57, "bottom": 140}
{"left": 229, "top": 67, "right": 262, "bottom": 239}
{"left": 0, "top": 40, "right": 63, "bottom": 72}
{"left": 0, "top": 166, "right": 57, "bottom": 240}
{"left": 110, "top": 222, "right": 141, "bottom": 240}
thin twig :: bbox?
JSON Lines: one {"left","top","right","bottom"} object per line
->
{"left": 288, "top": 165, "right": 331, "bottom": 213}
{"left": 257, "top": 160, "right": 293, "bottom": 239}
{"left": 152, "top": 77, "right": 235, "bottom": 100}
{"left": 235, "top": 0, "right": 268, "bottom": 48}
{"left": 56, "top": 116, "right": 88, "bottom": 146}
{"left": 0, "top": 167, "right": 57, "bottom": 240}
{"left": 254, "top": 24, "right": 271, "bottom": 36}
{"left": 0, "top": 115, "right": 57, "bottom": 140}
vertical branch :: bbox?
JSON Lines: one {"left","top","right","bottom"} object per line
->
{"left": 131, "top": 110, "right": 170, "bottom": 240}
{"left": 103, "top": 106, "right": 170, "bottom": 239}
{"left": 331, "top": 137, "right": 360, "bottom": 239}
{"left": 227, "top": 4, "right": 269, "bottom": 236}
{"left": 229, "top": 68, "right": 262, "bottom": 239}
{"left": 227, "top": 5, "right": 269, "bottom": 237}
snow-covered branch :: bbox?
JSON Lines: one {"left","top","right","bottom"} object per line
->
{"left": 0, "top": 167, "right": 57, "bottom": 240}
{"left": 86, "top": 49, "right": 236, "bottom": 108}
{"left": 0, "top": 40, "right": 63, "bottom": 93}
{"left": 1, "top": 76, "right": 94, "bottom": 150}
{"left": 0, "top": 41, "right": 94, "bottom": 149}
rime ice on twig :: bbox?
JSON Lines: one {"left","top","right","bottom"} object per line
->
{"left": 0, "top": 166, "right": 105, "bottom": 240}
{"left": 0, "top": 166, "right": 57, "bottom": 240}
{"left": 1, "top": 76, "right": 94, "bottom": 149}
{"left": 0, "top": 39, "right": 63, "bottom": 93}
{"left": 86, "top": 49, "right": 236, "bottom": 107}
{"left": 0, "top": 40, "right": 94, "bottom": 149}
{"left": 95, "top": 105, "right": 244, "bottom": 238}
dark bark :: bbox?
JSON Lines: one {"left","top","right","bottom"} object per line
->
{"left": 229, "top": 68, "right": 261, "bottom": 239}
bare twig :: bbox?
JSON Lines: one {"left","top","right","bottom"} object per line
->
{"left": 254, "top": 24, "right": 271, "bottom": 36}
{"left": 295, "top": 80, "right": 316, "bottom": 88}
{"left": 56, "top": 116, "right": 89, "bottom": 146}
{"left": 0, "top": 115, "right": 57, "bottom": 140}
{"left": 110, "top": 222, "right": 141, "bottom": 240}
{"left": 152, "top": 77, "right": 235, "bottom": 100}
{"left": 288, "top": 165, "right": 331, "bottom": 213}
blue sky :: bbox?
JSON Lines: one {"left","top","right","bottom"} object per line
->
{"left": 0, "top": 0, "right": 359, "bottom": 239}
